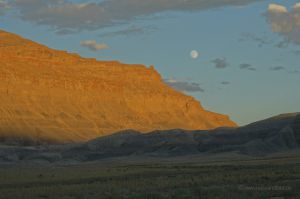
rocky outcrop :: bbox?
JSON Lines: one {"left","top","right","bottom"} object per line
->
{"left": 0, "top": 29, "right": 236, "bottom": 143}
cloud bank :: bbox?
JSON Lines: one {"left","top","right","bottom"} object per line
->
{"left": 9, "top": 0, "right": 264, "bottom": 33}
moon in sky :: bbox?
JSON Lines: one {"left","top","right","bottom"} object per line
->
{"left": 190, "top": 50, "right": 199, "bottom": 59}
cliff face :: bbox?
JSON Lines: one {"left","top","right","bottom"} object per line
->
{"left": 0, "top": 29, "right": 236, "bottom": 143}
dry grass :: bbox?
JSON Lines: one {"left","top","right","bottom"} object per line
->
{"left": 0, "top": 153, "right": 299, "bottom": 199}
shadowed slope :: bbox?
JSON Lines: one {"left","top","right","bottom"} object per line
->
{"left": 63, "top": 112, "right": 299, "bottom": 160}
{"left": 0, "top": 29, "right": 236, "bottom": 143}
{"left": 0, "top": 113, "right": 298, "bottom": 165}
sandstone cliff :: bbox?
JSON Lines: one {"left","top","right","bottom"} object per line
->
{"left": 0, "top": 29, "right": 236, "bottom": 143}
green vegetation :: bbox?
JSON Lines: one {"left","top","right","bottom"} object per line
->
{"left": 0, "top": 155, "right": 299, "bottom": 199}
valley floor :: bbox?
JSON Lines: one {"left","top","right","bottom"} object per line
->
{"left": 0, "top": 151, "right": 299, "bottom": 199}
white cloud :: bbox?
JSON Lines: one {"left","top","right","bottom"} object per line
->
{"left": 294, "top": 3, "right": 300, "bottom": 10}
{"left": 265, "top": 2, "right": 300, "bottom": 44}
{"left": 80, "top": 40, "right": 108, "bottom": 51}
{"left": 268, "top": 4, "right": 287, "bottom": 13}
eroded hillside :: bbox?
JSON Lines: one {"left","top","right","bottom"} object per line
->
{"left": 0, "top": 30, "right": 236, "bottom": 143}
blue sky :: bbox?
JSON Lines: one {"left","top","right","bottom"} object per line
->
{"left": 0, "top": 0, "right": 299, "bottom": 125}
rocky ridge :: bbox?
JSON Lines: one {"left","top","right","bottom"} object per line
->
{"left": 0, "top": 29, "right": 236, "bottom": 143}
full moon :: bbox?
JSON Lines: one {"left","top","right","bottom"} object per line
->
{"left": 190, "top": 50, "right": 199, "bottom": 59}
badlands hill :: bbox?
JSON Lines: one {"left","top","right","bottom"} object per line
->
{"left": 0, "top": 29, "right": 236, "bottom": 143}
{"left": 64, "top": 112, "right": 300, "bottom": 160}
{"left": 0, "top": 113, "right": 298, "bottom": 165}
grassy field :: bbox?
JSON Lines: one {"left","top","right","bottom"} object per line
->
{"left": 0, "top": 153, "right": 299, "bottom": 199}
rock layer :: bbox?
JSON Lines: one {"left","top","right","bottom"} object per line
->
{"left": 0, "top": 29, "right": 236, "bottom": 143}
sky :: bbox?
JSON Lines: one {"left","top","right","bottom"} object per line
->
{"left": 0, "top": 0, "right": 299, "bottom": 125}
